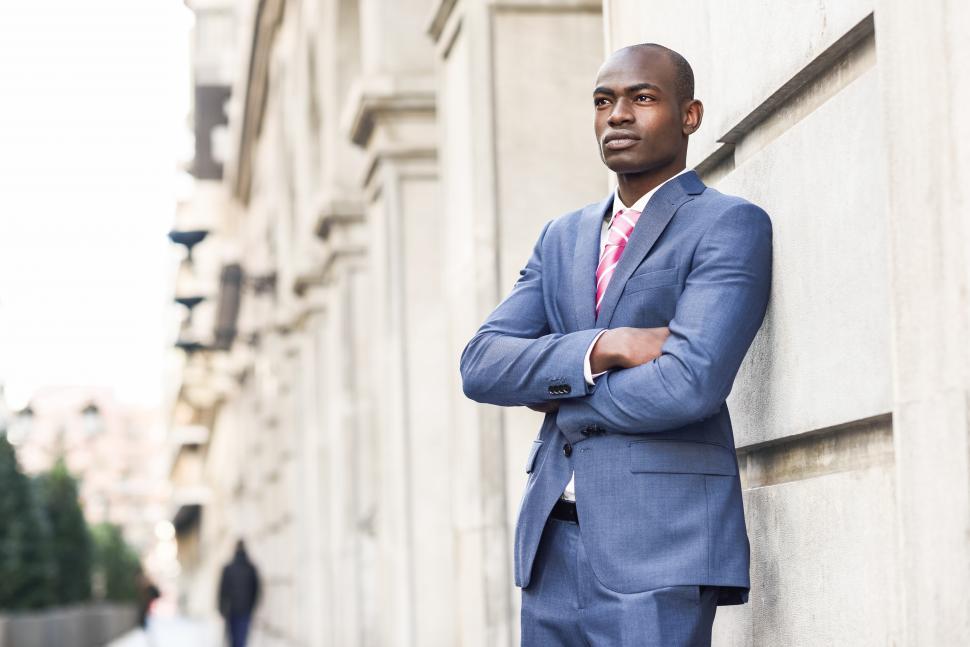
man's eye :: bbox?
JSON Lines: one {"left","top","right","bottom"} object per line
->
{"left": 636, "top": 94, "right": 653, "bottom": 102}
{"left": 594, "top": 98, "right": 609, "bottom": 106}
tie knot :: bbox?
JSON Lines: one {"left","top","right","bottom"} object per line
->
{"left": 610, "top": 208, "right": 641, "bottom": 239}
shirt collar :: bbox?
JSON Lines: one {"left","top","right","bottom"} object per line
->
{"left": 608, "top": 167, "right": 692, "bottom": 222}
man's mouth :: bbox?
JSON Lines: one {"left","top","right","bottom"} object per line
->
{"left": 603, "top": 138, "right": 638, "bottom": 151}
{"left": 602, "top": 132, "right": 640, "bottom": 151}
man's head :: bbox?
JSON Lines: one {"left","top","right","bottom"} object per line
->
{"left": 593, "top": 43, "right": 703, "bottom": 176}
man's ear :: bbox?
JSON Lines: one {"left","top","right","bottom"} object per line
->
{"left": 683, "top": 99, "right": 703, "bottom": 136}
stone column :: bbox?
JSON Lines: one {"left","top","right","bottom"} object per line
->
{"left": 310, "top": 234, "right": 371, "bottom": 647}
{"left": 428, "top": 1, "right": 604, "bottom": 644}
{"left": 874, "top": 1, "right": 970, "bottom": 644}
{"left": 292, "top": 307, "right": 328, "bottom": 647}
{"left": 348, "top": 1, "right": 454, "bottom": 645}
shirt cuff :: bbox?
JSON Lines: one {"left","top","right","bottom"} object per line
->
{"left": 583, "top": 329, "right": 610, "bottom": 386}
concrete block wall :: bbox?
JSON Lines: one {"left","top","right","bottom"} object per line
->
{"left": 0, "top": 604, "right": 136, "bottom": 647}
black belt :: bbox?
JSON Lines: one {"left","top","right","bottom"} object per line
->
{"left": 550, "top": 497, "right": 579, "bottom": 525}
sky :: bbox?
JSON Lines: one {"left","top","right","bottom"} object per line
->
{"left": 0, "top": 0, "right": 194, "bottom": 409}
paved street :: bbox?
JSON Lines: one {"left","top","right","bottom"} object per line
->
{"left": 106, "top": 615, "right": 222, "bottom": 647}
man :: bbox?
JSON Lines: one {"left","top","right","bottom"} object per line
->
{"left": 217, "top": 540, "right": 261, "bottom": 647}
{"left": 460, "top": 43, "right": 772, "bottom": 645}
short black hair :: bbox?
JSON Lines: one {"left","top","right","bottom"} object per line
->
{"left": 624, "top": 43, "right": 695, "bottom": 104}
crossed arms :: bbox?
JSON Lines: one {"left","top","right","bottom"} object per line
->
{"left": 529, "top": 326, "right": 672, "bottom": 413}
{"left": 459, "top": 202, "right": 773, "bottom": 438}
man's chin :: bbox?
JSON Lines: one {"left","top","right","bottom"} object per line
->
{"left": 602, "top": 157, "right": 651, "bottom": 175}
{"left": 600, "top": 152, "right": 676, "bottom": 177}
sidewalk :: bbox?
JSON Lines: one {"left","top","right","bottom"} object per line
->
{"left": 106, "top": 615, "right": 222, "bottom": 647}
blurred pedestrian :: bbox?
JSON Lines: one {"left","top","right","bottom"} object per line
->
{"left": 217, "top": 539, "right": 261, "bottom": 647}
{"left": 136, "top": 571, "right": 160, "bottom": 630}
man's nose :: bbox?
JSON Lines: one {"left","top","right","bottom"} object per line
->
{"left": 607, "top": 97, "right": 634, "bottom": 127}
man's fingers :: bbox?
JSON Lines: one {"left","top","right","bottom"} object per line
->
{"left": 527, "top": 402, "right": 560, "bottom": 413}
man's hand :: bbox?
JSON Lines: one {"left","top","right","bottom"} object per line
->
{"left": 527, "top": 401, "right": 560, "bottom": 413}
{"left": 524, "top": 326, "right": 669, "bottom": 412}
{"left": 589, "top": 326, "right": 671, "bottom": 374}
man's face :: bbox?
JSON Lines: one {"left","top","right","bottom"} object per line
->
{"left": 593, "top": 48, "right": 687, "bottom": 174}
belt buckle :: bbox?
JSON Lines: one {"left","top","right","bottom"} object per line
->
{"left": 552, "top": 497, "right": 579, "bottom": 525}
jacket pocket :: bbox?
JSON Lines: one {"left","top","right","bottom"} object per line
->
{"left": 623, "top": 266, "right": 679, "bottom": 294}
{"left": 629, "top": 440, "right": 737, "bottom": 475}
{"left": 525, "top": 439, "right": 543, "bottom": 474}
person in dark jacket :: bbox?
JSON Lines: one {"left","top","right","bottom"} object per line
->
{"left": 136, "top": 571, "right": 160, "bottom": 630}
{"left": 217, "top": 540, "right": 261, "bottom": 647}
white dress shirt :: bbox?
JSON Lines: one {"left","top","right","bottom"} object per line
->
{"left": 561, "top": 168, "right": 690, "bottom": 502}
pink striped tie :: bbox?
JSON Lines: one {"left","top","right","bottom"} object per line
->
{"left": 595, "top": 208, "right": 642, "bottom": 317}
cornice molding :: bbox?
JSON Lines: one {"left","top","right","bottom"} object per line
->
{"left": 234, "top": 0, "right": 286, "bottom": 204}
{"left": 344, "top": 76, "right": 437, "bottom": 148}
{"left": 428, "top": 0, "right": 600, "bottom": 42}
{"left": 427, "top": 0, "right": 459, "bottom": 43}
{"left": 314, "top": 195, "right": 365, "bottom": 241}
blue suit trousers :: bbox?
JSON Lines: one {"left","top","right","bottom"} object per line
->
{"left": 522, "top": 516, "right": 718, "bottom": 646}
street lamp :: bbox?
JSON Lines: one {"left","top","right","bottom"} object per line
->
{"left": 174, "top": 303, "right": 209, "bottom": 354}
{"left": 82, "top": 402, "right": 103, "bottom": 436}
{"left": 167, "top": 230, "right": 209, "bottom": 263}
{"left": 8, "top": 403, "right": 34, "bottom": 446}
{"left": 0, "top": 384, "right": 9, "bottom": 436}
{"left": 175, "top": 296, "right": 204, "bottom": 311}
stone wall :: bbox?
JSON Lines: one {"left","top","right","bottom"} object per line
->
{"left": 600, "top": 2, "right": 970, "bottom": 644}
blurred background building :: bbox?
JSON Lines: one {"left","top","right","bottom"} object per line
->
{"left": 0, "top": 382, "right": 177, "bottom": 645}
{"left": 165, "top": 1, "right": 970, "bottom": 646}
{"left": 3, "top": 385, "right": 168, "bottom": 553}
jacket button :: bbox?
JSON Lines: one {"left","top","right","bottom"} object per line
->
{"left": 563, "top": 443, "right": 572, "bottom": 457}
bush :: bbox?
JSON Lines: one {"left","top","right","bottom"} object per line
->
{"left": 90, "top": 522, "right": 141, "bottom": 602}
{"left": 0, "top": 434, "right": 55, "bottom": 610}
{"left": 0, "top": 437, "right": 143, "bottom": 610}
{"left": 35, "top": 458, "right": 93, "bottom": 604}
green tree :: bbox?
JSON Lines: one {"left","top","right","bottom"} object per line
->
{"left": 91, "top": 522, "right": 141, "bottom": 602}
{"left": 0, "top": 434, "right": 55, "bottom": 609}
{"left": 35, "top": 458, "right": 93, "bottom": 604}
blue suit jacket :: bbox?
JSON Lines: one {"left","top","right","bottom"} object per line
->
{"left": 459, "top": 170, "right": 772, "bottom": 605}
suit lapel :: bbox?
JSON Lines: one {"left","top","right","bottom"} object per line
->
{"left": 571, "top": 193, "right": 613, "bottom": 332}
{"left": 594, "top": 171, "right": 706, "bottom": 328}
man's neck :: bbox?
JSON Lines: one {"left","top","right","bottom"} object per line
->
{"left": 616, "top": 163, "right": 688, "bottom": 207}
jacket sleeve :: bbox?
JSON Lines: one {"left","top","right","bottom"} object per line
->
{"left": 460, "top": 219, "right": 607, "bottom": 407}
{"left": 554, "top": 203, "right": 773, "bottom": 441}
{"left": 253, "top": 567, "right": 261, "bottom": 608}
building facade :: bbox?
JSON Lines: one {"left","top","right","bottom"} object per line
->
{"left": 1, "top": 385, "right": 168, "bottom": 554}
{"left": 167, "top": 1, "right": 970, "bottom": 645}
